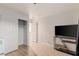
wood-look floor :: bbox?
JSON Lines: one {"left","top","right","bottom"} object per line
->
{"left": 5, "top": 45, "right": 36, "bottom": 56}
{"left": 5, "top": 44, "right": 72, "bottom": 56}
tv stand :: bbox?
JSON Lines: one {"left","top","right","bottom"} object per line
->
{"left": 54, "top": 36, "right": 76, "bottom": 55}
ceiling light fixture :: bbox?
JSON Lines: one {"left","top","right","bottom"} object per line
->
{"left": 33, "top": 3, "right": 37, "bottom": 5}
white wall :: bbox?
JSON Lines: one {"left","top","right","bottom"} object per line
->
{"left": 0, "top": 7, "right": 28, "bottom": 54}
{"left": 32, "top": 10, "right": 78, "bottom": 49}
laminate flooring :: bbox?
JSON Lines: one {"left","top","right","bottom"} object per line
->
{"left": 5, "top": 44, "right": 72, "bottom": 56}
{"left": 5, "top": 45, "right": 36, "bottom": 56}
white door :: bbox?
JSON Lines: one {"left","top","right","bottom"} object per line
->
{"left": 29, "top": 23, "right": 38, "bottom": 42}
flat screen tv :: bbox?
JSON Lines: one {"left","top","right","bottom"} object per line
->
{"left": 55, "top": 25, "right": 78, "bottom": 38}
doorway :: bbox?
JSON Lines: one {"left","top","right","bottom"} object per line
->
{"left": 18, "top": 19, "right": 27, "bottom": 46}
{"left": 29, "top": 22, "right": 38, "bottom": 43}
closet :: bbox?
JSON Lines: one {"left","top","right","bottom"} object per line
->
{"left": 18, "top": 19, "right": 27, "bottom": 46}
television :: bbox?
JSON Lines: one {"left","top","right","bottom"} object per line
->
{"left": 55, "top": 24, "right": 78, "bottom": 38}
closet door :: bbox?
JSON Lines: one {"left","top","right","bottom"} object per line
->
{"left": 18, "top": 20, "right": 24, "bottom": 45}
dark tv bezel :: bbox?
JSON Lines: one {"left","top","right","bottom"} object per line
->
{"left": 55, "top": 24, "right": 78, "bottom": 38}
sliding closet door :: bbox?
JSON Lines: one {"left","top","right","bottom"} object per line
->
{"left": 18, "top": 20, "right": 27, "bottom": 46}
{"left": 18, "top": 20, "right": 24, "bottom": 45}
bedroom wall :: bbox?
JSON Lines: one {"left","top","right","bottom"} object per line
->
{"left": 0, "top": 7, "right": 29, "bottom": 54}
{"left": 33, "top": 10, "right": 78, "bottom": 49}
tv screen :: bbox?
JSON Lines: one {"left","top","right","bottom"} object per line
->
{"left": 55, "top": 25, "right": 78, "bottom": 37}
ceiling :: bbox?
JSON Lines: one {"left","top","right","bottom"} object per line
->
{"left": 0, "top": 3, "right": 79, "bottom": 19}
{"left": 0, "top": 3, "right": 29, "bottom": 14}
